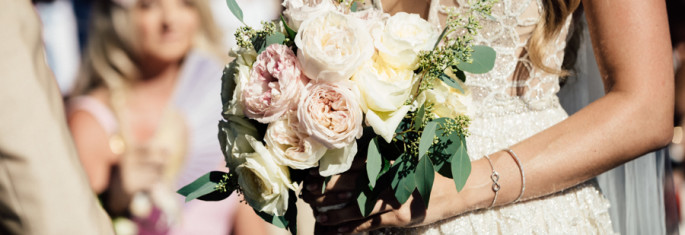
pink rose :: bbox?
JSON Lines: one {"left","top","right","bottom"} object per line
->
{"left": 297, "top": 82, "right": 363, "bottom": 149}
{"left": 242, "top": 44, "right": 308, "bottom": 123}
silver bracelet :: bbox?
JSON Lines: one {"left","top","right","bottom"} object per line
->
{"left": 483, "top": 155, "right": 500, "bottom": 208}
{"left": 504, "top": 148, "right": 525, "bottom": 203}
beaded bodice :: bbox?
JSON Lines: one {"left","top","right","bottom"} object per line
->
{"left": 428, "top": 0, "right": 572, "bottom": 118}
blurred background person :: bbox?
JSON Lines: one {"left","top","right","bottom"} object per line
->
{"left": 0, "top": 0, "right": 113, "bottom": 234}
{"left": 65, "top": 0, "right": 266, "bottom": 234}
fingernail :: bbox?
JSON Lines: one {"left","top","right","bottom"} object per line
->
{"left": 306, "top": 183, "right": 317, "bottom": 192}
{"left": 338, "top": 192, "right": 352, "bottom": 200}
{"left": 316, "top": 214, "right": 328, "bottom": 223}
{"left": 338, "top": 227, "right": 349, "bottom": 233}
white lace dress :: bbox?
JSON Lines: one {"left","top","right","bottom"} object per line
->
{"left": 387, "top": 0, "right": 615, "bottom": 234}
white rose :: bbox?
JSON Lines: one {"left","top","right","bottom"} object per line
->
{"left": 354, "top": 57, "right": 415, "bottom": 142}
{"left": 424, "top": 74, "right": 471, "bottom": 118}
{"left": 224, "top": 47, "right": 258, "bottom": 116}
{"left": 375, "top": 12, "right": 439, "bottom": 70}
{"left": 236, "top": 136, "right": 298, "bottom": 216}
{"left": 282, "top": 0, "right": 336, "bottom": 30}
{"left": 219, "top": 115, "right": 259, "bottom": 169}
{"left": 295, "top": 10, "right": 374, "bottom": 83}
{"left": 265, "top": 113, "right": 327, "bottom": 170}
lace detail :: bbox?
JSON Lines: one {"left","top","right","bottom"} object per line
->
{"left": 429, "top": 0, "right": 571, "bottom": 118}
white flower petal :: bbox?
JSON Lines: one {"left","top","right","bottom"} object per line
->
{"left": 318, "top": 142, "right": 358, "bottom": 177}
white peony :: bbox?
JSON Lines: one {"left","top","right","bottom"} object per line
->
{"left": 282, "top": 0, "right": 336, "bottom": 30}
{"left": 295, "top": 10, "right": 374, "bottom": 83}
{"left": 354, "top": 57, "right": 415, "bottom": 143}
{"left": 265, "top": 113, "right": 327, "bottom": 170}
{"left": 424, "top": 73, "right": 471, "bottom": 118}
{"left": 374, "top": 12, "right": 439, "bottom": 70}
{"left": 224, "top": 47, "right": 258, "bottom": 116}
{"left": 236, "top": 136, "right": 298, "bottom": 216}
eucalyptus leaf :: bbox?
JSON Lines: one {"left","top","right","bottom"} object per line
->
{"left": 351, "top": 1, "right": 359, "bottom": 12}
{"left": 225, "top": 0, "right": 244, "bottom": 23}
{"left": 356, "top": 185, "right": 376, "bottom": 217}
{"left": 251, "top": 36, "right": 266, "bottom": 54}
{"left": 177, "top": 171, "right": 231, "bottom": 202}
{"left": 438, "top": 73, "right": 465, "bottom": 93}
{"left": 455, "top": 70, "right": 466, "bottom": 82}
{"left": 418, "top": 121, "right": 438, "bottom": 160}
{"left": 415, "top": 154, "right": 434, "bottom": 206}
{"left": 450, "top": 138, "right": 471, "bottom": 191}
{"left": 398, "top": 170, "right": 416, "bottom": 205}
{"left": 414, "top": 104, "right": 425, "bottom": 131}
{"left": 456, "top": 45, "right": 496, "bottom": 74}
{"left": 263, "top": 33, "right": 286, "bottom": 53}
{"left": 367, "top": 138, "right": 383, "bottom": 188}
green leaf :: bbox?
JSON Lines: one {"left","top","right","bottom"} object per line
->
{"left": 433, "top": 26, "right": 449, "bottom": 49}
{"left": 350, "top": 1, "right": 359, "bottom": 12}
{"left": 321, "top": 175, "right": 332, "bottom": 194}
{"left": 177, "top": 171, "right": 232, "bottom": 202}
{"left": 415, "top": 154, "right": 434, "bottom": 206}
{"left": 356, "top": 185, "right": 376, "bottom": 217}
{"left": 226, "top": 0, "right": 244, "bottom": 23}
{"left": 438, "top": 73, "right": 465, "bottom": 93}
{"left": 414, "top": 104, "right": 425, "bottom": 131}
{"left": 262, "top": 32, "right": 286, "bottom": 53}
{"left": 366, "top": 138, "right": 383, "bottom": 188}
{"left": 280, "top": 15, "right": 297, "bottom": 41}
{"left": 450, "top": 138, "right": 471, "bottom": 191}
{"left": 418, "top": 121, "right": 438, "bottom": 160}
{"left": 455, "top": 70, "right": 466, "bottom": 82}
{"left": 457, "top": 45, "right": 496, "bottom": 74}
{"left": 398, "top": 170, "right": 416, "bottom": 205}
{"left": 390, "top": 157, "right": 415, "bottom": 205}
{"left": 221, "top": 62, "right": 238, "bottom": 118}
{"left": 251, "top": 36, "right": 266, "bottom": 54}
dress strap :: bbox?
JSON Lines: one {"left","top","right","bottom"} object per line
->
{"left": 67, "top": 96, "right": 119, "bottom": 136}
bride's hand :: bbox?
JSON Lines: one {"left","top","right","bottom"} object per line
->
{"left": 302, "top": 156, "right": 480, "bottom": 234}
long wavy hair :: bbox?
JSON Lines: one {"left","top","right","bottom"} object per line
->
{"left": 529, "top": 0, "right": 582, "bottom": 76}
{"left": 72, "top": 0, "right": 224, "bottom": 96}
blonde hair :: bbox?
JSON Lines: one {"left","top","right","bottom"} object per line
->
{"left": 72, "top": 0, "right": 224, "bottom": 95}
{"left": 528, "top": 0, "right": 581, "bottom": 76}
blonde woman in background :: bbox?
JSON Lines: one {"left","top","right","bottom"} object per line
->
{"left": 67, "top": 0, "right": 266, "bottom": 234}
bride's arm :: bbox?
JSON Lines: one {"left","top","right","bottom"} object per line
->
{"left": 305, "top": 0, "right": 674, "bottom": 233}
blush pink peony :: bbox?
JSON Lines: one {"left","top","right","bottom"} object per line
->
{"left": 297, "top": 82, "right": 363, "bottom": 149}
{"left": 242, "top": 44, "right": 309, "bottom": 123}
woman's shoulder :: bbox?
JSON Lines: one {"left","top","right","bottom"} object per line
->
{"left": 67, "top": 88, "right": 119, "bottom": 136}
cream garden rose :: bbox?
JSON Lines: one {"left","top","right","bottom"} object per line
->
{"left": 424, "top": 73, "right": 471, "bottom": 118}
{"left": 224, "top": 47, "right": 258, "bottom": 116}
{"left": 374, "top": 12, "right": 439, "bottom": 70}
{"left": 282, "top": 0, "right": 336, "bottom": 30}
{"left": 236, "top": 136, "right": 298, "bottom": 216}
{"left": 295, "top": 10, "right": 373, "bottom": 83}
{"left": 297, "top": 82, "right": 363, "bottom": 176}
{"left": 354, "top": 57, "right": 415, "bottom": 143}
{"left": 242, "top": 44, "right": 308, "bottom": 123}
{"left": 219, "top": 115, "right": 259, "bottom": 170}
{"left": 265, "top": 112, "right": 327, "bottom": 170}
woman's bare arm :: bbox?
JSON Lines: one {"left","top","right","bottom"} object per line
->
{"left": 306, "top": 0, "right": 674, "bottom": 233}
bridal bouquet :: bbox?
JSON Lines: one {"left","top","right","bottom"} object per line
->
{"left": 178, "top": 0, "right": 495, "bottom": 232}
